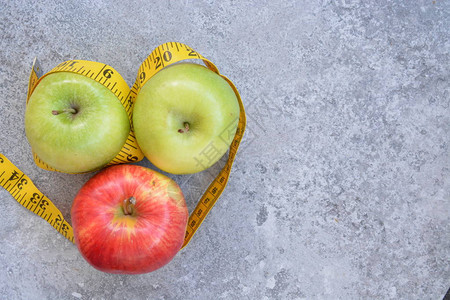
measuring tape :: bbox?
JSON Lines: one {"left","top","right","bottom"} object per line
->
{"left": 1, "top": 42, "right": 246, "bottom": 249}
{"left": 0, "top": 153, "right": 74, "bottom": 242}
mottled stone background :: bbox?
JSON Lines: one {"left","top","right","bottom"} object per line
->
{"left": 0, "top": 1, "right": 449, "bottom": 299}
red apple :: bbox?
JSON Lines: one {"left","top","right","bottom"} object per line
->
{"left": 71, "top": 164, "right": 188, "bottom": 274}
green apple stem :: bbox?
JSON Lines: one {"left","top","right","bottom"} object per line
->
{"left": 123, "top": 196, "right": 136, "bottom": 215}
{"left": 52, "top": 108, "right": 77, "bottom": 115}
{"left": 178, "top": 122, "right": 190, "bottom": 133}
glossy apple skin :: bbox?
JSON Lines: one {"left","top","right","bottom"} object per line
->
{"left": 71, "top": 164, "right": 188, "bottom": 274}
{"left": 25, "top": 72, "right": 130, "bottom": 173}
{"left": 133, "top": 63, "right": 240, "bottom": 174}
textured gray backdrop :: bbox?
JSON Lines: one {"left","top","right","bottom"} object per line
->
{"left": 0, "top": 1, "right": 449, "bottom": 299}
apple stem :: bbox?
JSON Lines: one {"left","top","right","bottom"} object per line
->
{"left": 178, "top": 122, "right": 190, "bottom": 133}
{"left": 123, "top": 196, "right": 136, "bottom": 215}
{"left": 52, "top": 108, "right": 77, "bottom": 115}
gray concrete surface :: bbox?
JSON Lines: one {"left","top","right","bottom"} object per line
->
{"left": 1, "top": 1, "right": 449, "bottom": 299}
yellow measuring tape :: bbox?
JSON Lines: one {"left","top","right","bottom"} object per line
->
{"left": 1, "top": 42, "right": 246, "bottom": 249}
{"left": 0, "top": 154, "right": 74, "bottom": 242}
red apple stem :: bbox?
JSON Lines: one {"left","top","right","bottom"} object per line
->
{"left": 123, "top": 196, "right": 136, "bottom": 215}
{"left": 52, "top": 108, "right": 77, "bottom": 115}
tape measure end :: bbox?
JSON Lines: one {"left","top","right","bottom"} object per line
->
{"left": 32, "top": 58, "right": 43, "bottom": 77}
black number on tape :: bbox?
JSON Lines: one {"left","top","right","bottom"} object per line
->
{"left": 154, "top": 57, "right": 162, "bottom": 70}
{"left": 187, "top": 49, "right": 197, "bottom": 57}
{"left": 17, "top": 178, "right": 28, "bottom": 190}
{"left": 163, "top": 51, "right": 172, "bottom": 62}
{"left": 57, "top": 61, "right": 77, "bottom": 69}
{"left": 103, "top": 69, "right": 113, "bottom": 78}
{"left": 139, "top": 72, "right": 146, "bottom": 83}
{"left": 7, "top": 171, "right": 19, "bottom": 182}
{"left": 61, "top": 223, "right": 69, "bottom": 234}
{"left": 30, "top": 193, "right": 40, "bottom": 204}
{"left": 54, "top": 214, "right": 62, "bottom": 227}
{"left": 127, "top": 96, "right": 133, "bottom": 107}
{"left": 126, "top": 154, "right": 138, "bottom": 162}
{"left": 39, "top": 199, "right": 49, "bottom": 210}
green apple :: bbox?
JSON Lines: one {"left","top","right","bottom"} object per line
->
{"left": 133, "top": 63, "right": 240, "bottom": 174}
{"left": 25, "top": 72, "right": 130, "bottom": 173}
